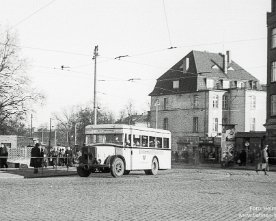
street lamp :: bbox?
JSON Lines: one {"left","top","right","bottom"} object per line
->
{"left": 155, "top": 99, "right": 160, "bottom": 129}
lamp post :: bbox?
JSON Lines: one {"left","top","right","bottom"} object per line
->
{"left": 155, "top": 99, "right": 160, "bottom": 129}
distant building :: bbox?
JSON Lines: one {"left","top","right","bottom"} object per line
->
{"left": 0, "top": 135, "right": 33, "bottom": 149}
{"left": 265, "top": 0, "right": 276, "bottom": 162}
{"left": 115, "top": 112, "right": 150, "bottom": 128}
{"left": 149, "top": 50, "right": 266, "bottom": 162}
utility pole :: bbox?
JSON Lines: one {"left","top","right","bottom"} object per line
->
{"left": 54, "top": 130, "right": 57, "bottom": 146}
{"left": 30, "top": 114, "right": 33, "bottom": 138}
{"left": 41, "top": 128, "right": 44, "bottom": 144}
{"left": 74, "top": 123, "right": 77, "bottom": 145}
{"left": 49, "top": 118, "right": 52, "bottom": 148}
{"left": 93, "top": 45, "right": 99, "bottom": 125}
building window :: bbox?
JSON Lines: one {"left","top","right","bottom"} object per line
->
{"left": 193, "top": 95, "right": 199, "bottom": 108}
{"left": 222, "top": 95, "right": 228, "bottom": 109}
{"left": 250, "top": 118, "right": 256, "bottom": 131}
{"left": 193, "top": 117, "right": 198, "bottom": 133}
{"left": 272, "top": 28, "right": 276, "bottom": 49}
{"left": 206, "top": 79, "right": 214, "bottom": 88}
{"left": 173, "top": 80, "right": 179, "bottom": 89}
{"left": 249, "top": 95, "right": 256, "bottom": 109}
{"left": 212, "top": 118, "right": 218, "bottom": 132}
{"left": 271, "top": 95, "right": 276, "bottom": 116}
{"left": 272, "top": 61, "right": 276, "bottom": 82}
{"left": 212, "top": 95, "right": 219, "bottom": 108}
{"left": 222, "top": 118, "right": 228, "bottom": 125}
{"left": 164, "top": 98, "right": 168, "bottom": 110}
{"left": 163, "top": 118, "right": 168, "bottom": 130}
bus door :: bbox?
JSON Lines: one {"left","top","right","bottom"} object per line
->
{"left": 123, "top": 134, "right": 132, "bottom": 170}
{"left": 131, "top": 134, "right": 143, "bottom": 170}
{"left": 131, "top": 134, "right": 150, "bottom": 170}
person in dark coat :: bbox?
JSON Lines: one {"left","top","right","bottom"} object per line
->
{"left": 30, "top": 143, "right": 43, "bottom": 174}
{"left": 0, "top": 144, "right": 8, "bottom": 168}
{"left": 239, "top": 150, "right": 246, "bottom": 166}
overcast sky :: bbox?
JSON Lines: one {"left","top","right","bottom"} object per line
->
{"left": 0, "top": 0, "right": 271, "bottom": 128}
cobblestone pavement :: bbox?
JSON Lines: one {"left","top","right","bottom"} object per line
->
{"left": 0, "top": 168, "right": 275, "bottom": 221}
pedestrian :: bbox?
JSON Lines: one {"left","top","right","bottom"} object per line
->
{"left": 0, "top": 144, "right": 4, "bottom": 168}
{"left": 239, "top": 150, "right": 246, "bottom": 166}
{"left": 65, "top": 146, "right": 73, "bottom": 167}
{"left": 2, "top": 145, "right": 8, "bottom": 168}
{"left": 0, "top": 144, "right": 8, "bottom": 168}
{"left": 30, "top": 143, "right": 43, "bottom": 174}
{"left": 256, "top": 145, "right": 269, "bottom": 175}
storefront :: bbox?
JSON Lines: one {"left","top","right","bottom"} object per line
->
{"left": 198, "top": 137, "right": 220, "bottom": 163}
{"left": 176, "top": 136, "right": 199, "bottom": 163}
{"left": 235, "top": 132, "right": 266, "bottom": 165}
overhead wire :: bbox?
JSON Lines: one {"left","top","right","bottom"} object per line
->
{"left": 162, "top": 0, "right": 174, "bottom": 48}
{"left": 7, "top": 0, "right": 57, "bottom": 31}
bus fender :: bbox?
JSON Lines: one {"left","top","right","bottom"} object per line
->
{"left": 107, "top": 155, "right": 126, "bottom": 168}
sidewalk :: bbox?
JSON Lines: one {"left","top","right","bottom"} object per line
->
{"left": 172, "top": 162, "right": 276, "bottom": 172}
{"left": 0, "top": 167, "right": 77, "bottom": 178}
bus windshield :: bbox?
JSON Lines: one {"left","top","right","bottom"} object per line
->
{"left": 86, "top": 134, "right": 123, "bottom": 145}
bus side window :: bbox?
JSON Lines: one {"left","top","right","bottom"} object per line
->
{"left": 149, "top": 136, "right": 155, "bottom": 147}
{"left": 133, "top": 135, "right": 140, "bottom": 147}
{"left": 125, "top": 134, "right": 131, "bottom": 147}
{"left": 142, "top": 136, "right": 148, "bottom": 147}
{"left": 163, "top": 138, "right": 169, "bottom": 149}
{"left": 157, "top": 137, "right": 162, "bottom": 148}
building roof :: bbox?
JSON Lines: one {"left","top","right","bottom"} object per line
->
{"left": 193, "top": 50, "right": 257, "bottom": 81}
{"left": 149, "top": 50, "right": 258, "bottom": 96}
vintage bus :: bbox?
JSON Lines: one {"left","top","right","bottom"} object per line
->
{"left": 76, "top": 124, "right": 171, "bottom": 178}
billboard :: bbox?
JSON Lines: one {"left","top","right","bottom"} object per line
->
{"left": 221, "top": 124, "right": 236, "bottom": 162}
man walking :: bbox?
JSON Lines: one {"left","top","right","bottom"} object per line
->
{"left": 262, "top": 145, "right": 269, "bottom": 175}
{"left": 30, "top": 143, "right": 43, "bottom": 174}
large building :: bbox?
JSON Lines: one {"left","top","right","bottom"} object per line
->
{"left": 265, "top": 0, "right": 276, "bottom": 162}
{"left": 149, "top": 50, "right": 266, "bottom": 162}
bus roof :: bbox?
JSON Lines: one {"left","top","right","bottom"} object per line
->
{"left": 85, "top": 124, "right": 171, "bottom": 135}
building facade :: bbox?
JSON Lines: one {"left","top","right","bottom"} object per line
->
{"left": 265, "top": 0, "right": 276, "bottom": 162}
{"left": 149, "top": 50, "right": 266, "bottom": 162}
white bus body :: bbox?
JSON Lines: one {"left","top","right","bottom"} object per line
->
{"left": 76, "top": 124, "right": 171, "bottom": 177}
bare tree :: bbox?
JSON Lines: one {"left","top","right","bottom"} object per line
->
{"left": 116, "top": 100, "right": 137, "bottom": 125}
{"left": 53, "top": 105, "right": 115, "bottom": 146}
{"left": 0, "top": 30, "right": 44, "bottom": 133}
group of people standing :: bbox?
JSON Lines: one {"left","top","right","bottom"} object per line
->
{"left": 0, "top": 144, "right": 8, "bottom": 168}
{"left": 30, "top": 143, "right": 76, "bottom": 173}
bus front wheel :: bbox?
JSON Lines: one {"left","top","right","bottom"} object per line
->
{"left": 110, "top": 157, "right": 125, "bottom": 178}
{"left": 77, "top": 167, "right": 91, "bottom": 177}
{"left": 145, "top": 157, "right": 159, "bottom": 175}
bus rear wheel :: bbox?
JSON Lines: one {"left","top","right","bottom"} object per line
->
{"left": 110, "top": 157, "right": 125, "bottom": 178}
{"left": 77, "top": 167, "right": 91, "bottom": 177}
{"left": 145, "top": 157, "right": 158, "bottom": 175}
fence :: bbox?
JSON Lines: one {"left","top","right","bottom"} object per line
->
{"left": 7, "top": 147, "right": 32, "bottom": 160}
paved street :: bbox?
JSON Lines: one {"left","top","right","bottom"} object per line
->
{"left": 0, "top": 168, "right": 275, "bottom": 221}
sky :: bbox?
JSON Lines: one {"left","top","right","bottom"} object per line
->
{"left": 0, "top": 0, "right": 271, "bottom": 128}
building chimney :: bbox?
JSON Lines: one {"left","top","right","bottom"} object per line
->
{"left": 226, "top": 50, "right": 231, "bottom": 64}
{"left": 223, "top": 54, "right": 227, "bottom": 74}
